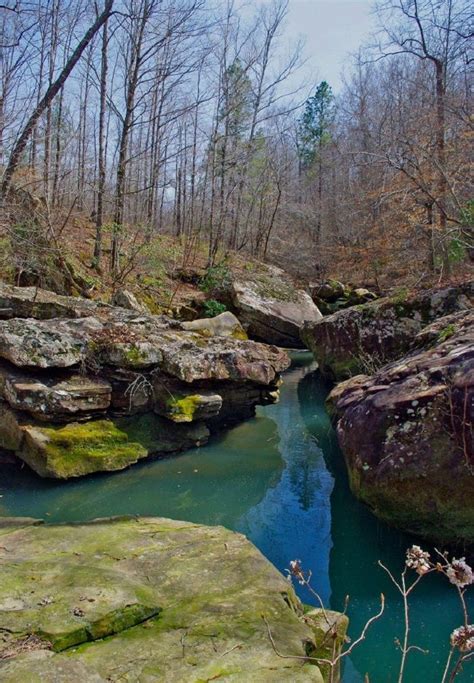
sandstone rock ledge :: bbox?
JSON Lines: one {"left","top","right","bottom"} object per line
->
{"left": 229, "top": 266, "right": 322, "bottom": 348}
{"left": 0, "top": 284, "right": 290, "bottom": 479}
{"left": 0, "top": 516, "right": 347, "bottom": 682}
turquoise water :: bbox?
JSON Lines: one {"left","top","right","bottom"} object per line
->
{"left": 0, "top": 353, "right": 471, "bottom": 681}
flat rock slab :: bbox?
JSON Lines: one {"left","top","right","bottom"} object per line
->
{"left": 0, "top": 516, "right": 335, "bottom": 681}
{"left": 0, "top": 283, "right": 109, "bottom": 320}
{"left": 0, "top": 363, "right": 111, "bottom": 421}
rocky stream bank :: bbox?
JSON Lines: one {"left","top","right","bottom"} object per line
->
{"left": 0, "top": 283, "right": 290, "bottom": 478}
{"left": 302, "top": 281, "right": 474, "bottom": 548}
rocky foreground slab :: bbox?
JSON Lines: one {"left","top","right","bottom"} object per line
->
{"left": 0, "top": 516, "right": 346, "bottom": 682}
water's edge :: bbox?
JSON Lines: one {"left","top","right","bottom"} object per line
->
{"left": 0, "top": 353, "right": 470, "bottom": 681}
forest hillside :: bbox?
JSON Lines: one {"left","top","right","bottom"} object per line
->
{"left": 0, "top": 0, "right": 472, "bottom": 299}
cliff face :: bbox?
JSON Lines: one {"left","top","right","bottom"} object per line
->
{"left": 326, "top": 298, "right": 474, "bottom": 547}
{"left": 302, "top": 281, "right": 473, "bottom": 381}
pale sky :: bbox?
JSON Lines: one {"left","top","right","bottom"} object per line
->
{"left": 285, "top": 0, "right": 377, "bottom": 91}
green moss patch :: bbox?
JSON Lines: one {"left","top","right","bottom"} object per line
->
{"left": 23, "top": 419, "right": 148, "bottom": 478}
{"left": 0, "top": 517, "right": 339, "bottom": 681}
{"left": 166, "top": 395, "right": 202, "bottom": 422}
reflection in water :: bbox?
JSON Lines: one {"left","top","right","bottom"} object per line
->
{"left": 298, "top": 366, "right": 473, "bottom": 683}
{"left": 0, "top": 415, "right": 284, "bottom": 528}
{"left": 0, "top": 353, "right": 471, "bottom": 682}
{"left": 237, "top": 358, "right": 334, "bottom": 606}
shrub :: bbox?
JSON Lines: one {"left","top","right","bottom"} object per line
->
{"left": 202, "top": 299, "right": 227, "bottom": 318}
{"left": 199, "top": 263, "right": 232, "bottom": 294}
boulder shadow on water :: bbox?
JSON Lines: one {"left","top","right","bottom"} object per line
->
{"left": 297, "top": 368, "right": 473, "bottom": 683}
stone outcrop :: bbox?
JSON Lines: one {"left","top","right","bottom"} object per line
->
{"left": 310, "top": 280, "right": 377, "bottom": 315}
{"left": 0, "top": 283, "right": 110, "bottom": 320}
{"left": 327, "top": 308, "right": 474, "bottom": 546}
{"left": 0, "top": 284, "right": 289, "bottom": 478}
{"left": 230, "top": 266, "right": 322, "bottom": 348}
{"left": 0, "top": 516, "right": 347, "bottom": 682}
{"left": 182, "top": 310, "right": 247, "bottom": 339}
{"left": 111, "top": 288, "right": 150, "bottom": 313}
{"left": 302, "top": 281, "right": 473, "bottom": 380}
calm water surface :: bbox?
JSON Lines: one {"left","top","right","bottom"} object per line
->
{"left": 0, "top": 353, "right": 471, "bottom": 682}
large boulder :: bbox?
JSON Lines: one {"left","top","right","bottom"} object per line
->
{"left": 0, "top": 285, "right": 290, "bottom": 478}
{"left": 302, "top": 281, "right": 473, "bottom": 380}
{"left": 328, "top": 309, "right": 474, "bottom": 546}
{"left": 231, "top": 266, "right": 322, "bottom": 348}
{"left": 0, "top": 516, "right": 347, "bottom": 682}
{"left": 182, "top": 310, "right": 247, "bottom": 340}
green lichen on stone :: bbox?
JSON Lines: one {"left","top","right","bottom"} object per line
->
{"left": 304, "top": 608, "right": 349, "bottom": 682}
{"left": 315, "top": 352, "right": 361, "bottom": 381}
{"left": 0, "top": 517, "right": 338, "bottom": 682}
{"left": 231, "top": 325, "right": 248, "bottom": 341}
{"left": 138, "top": 293, "right": 163, "bottom": 315}
{"left": 166, "top": 394, "right": 202, "bottom": 422}
{"left": 438, "top": 323, "right": 456, "bottom": 342}
{"left": 123, "top": 344, "right": 147, "bottom": 366}
{"left": 389, "top": 286, "right": 410, "bottom": 307}
{"left": 254, "top": 273, "right": 299, "bottom": 303}
{"left": 25, "top": 419, "right": 148, "bottom": 478}
{"left": 38, "top": 604, "right": 161, "bottom": 652}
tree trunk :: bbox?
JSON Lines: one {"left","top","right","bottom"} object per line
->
{"left": 1, "top": 0, "right": 115, "bottom": 199}
{"left": 435, "top": 59, "right": 449, "bottom": 275}
{"left": 94, "top": 17, "right": 109, "bottom": 267}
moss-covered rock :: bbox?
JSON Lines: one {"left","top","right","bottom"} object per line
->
{"left": 156, "top": 392, "right": 223, "bottom": 423}
{"left": 304, "top": 609, "right": 349, "bottom": 682}
{"left": 0, "top": 406, "right": 209, "bottom": 478}
{"left": 0, "top": 284, "right": 290, "bottom": 478}
{"left": 230, "top": 266, "right": 322, "bottom": 348}
{"left": 0, "top": 516, "right": 346, "bottom": 681}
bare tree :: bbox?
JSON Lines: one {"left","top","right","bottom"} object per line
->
{"left": 373, "top": 0, "right": 473, "bottom": 272}
{"left": 1, "top": 0, "right": 114, "bottom": 199}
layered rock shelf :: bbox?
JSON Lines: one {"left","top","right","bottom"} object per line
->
{"left": 0, "top": 516, "right": 347, "bottom": 682}
{"left": 0, "top": 284, "right": 290, "bottom": 478}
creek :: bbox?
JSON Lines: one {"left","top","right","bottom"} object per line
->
{"left": 0, "top": 353, "right": 470, "bottom": 681}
